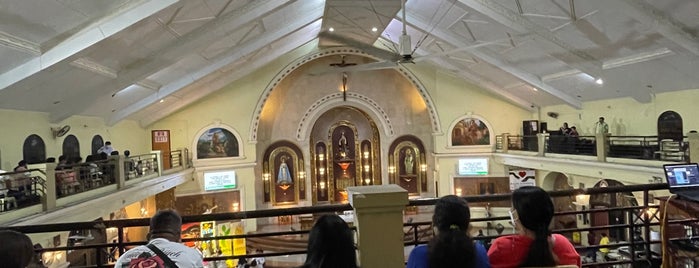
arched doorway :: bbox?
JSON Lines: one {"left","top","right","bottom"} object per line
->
{"left": 657, "top": 111, "right": 682, "bottom": 142}
{"left": 589, "top": 179, "right": 637, "bottom": 243}
{"left": 309, "top": 106, "right": 380, "bottom": 204}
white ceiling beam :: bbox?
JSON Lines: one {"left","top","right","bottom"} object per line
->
{"left": 49, "top": 0, "right": 298, "bottom": 123}
{"left": 0, "top": 0, "right": 179, "bottom": 91}
{"left": 453, "top": 0, "right": 603, "bottom": 79}
{"left": 69, "top": 57, "right": 118, "bottom": 78}
{"left": 405, "top": 12, "right": 583, "bottom": 109}
{"left": 0, "top": 31, "right": 41, "bottom": 55}
{"left": 616, "top": 0, "right": 699, "bottom": 56}
{"left": 109, "top": 4, "right": 325, "bottom": 125}
{"left": 542, "top": 48, "right": 675, "bottom": 81}
{"left": 138, "top": 24, "right": 322, "bottom": 127}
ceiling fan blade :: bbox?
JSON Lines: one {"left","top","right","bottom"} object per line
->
{"left": 309, "top": 61, "right": 399, "bottom": 76}
{"left": 319, "top": 32, "right": 402, "bottom": 62}
{"left": 413, "top": 35, "right": 529, "bottom": 62}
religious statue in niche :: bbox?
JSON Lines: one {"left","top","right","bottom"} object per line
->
{"left": 404, "top": 148, "right": 415, "bottom": 175}
{"left": 277, "top": 156, "right": 293, "bottom": 190}
{"left": 338, "top": 130, "right": 349, "bottom": 159}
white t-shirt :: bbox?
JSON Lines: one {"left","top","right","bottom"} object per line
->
{"left": 114, "top": 238, "right": 204, "bottom": 268}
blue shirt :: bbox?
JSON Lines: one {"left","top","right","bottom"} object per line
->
{"left": 407, "top": 242, "right": 490, "bottom": 268}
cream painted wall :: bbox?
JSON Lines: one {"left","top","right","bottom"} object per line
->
{"left": 539, "top": 88, "right": 699, "bottom": 136}
{"left": 427, "top": 71, "right": 534, "bottom": 152}
{"left": 0, "top": 109, "right": 149, "bottom": 170}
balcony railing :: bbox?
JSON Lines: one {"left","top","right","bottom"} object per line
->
{"left": 2, "top": 183, "right": 682, "bottom": 268}
{"left": 0, "top": 152, "right": 169, "bottom": 217}
{"left": 499, "top": 133, "right": 690, "bottom": 163}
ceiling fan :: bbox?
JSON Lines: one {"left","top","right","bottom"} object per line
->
{"left": 317, "top": 0, "right": 522, "bottom": 74}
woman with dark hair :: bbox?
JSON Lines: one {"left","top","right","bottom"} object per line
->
{"left": 407, "top": 195, "right": 489, "bottom": 268}
{"left": 0, "top": 230, "right": 35, "bottom": 268}
{"left": 488, "top": 186, "right": 580, "bottom": 267}
{"left": 299, "top": 214, "right": 357, "bottom": 268}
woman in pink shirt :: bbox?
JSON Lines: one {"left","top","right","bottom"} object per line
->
{"left": 487, "top": 186, "right": 581, "bottom": 267}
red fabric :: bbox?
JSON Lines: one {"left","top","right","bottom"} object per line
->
{"left": 487, "top": 234, "right": 581, "bottom": 268}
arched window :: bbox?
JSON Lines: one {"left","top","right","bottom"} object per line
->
{"left": 23, "top": 134, "right": 46, "bottom": 164}
{"left": 62, "top": 135, "right": 80, "bottom": 161}
{"left": 657, "top": 111, "right": 683, "bottom": 142}
{"left": 91, "top": 135, "right": 104, "bottom": 155}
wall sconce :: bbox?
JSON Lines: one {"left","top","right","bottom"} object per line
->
{"left": 319, "top": 181, "right": 326, "bottom": 189}
{"left": 644, "top": 207, "right": 658, "bottom": 220}
{"left": 363, "top": 164, "right": 370, "bottom": 172}
{"left": 263, "top": 173, "right": 270, "bottom": 194}
{"left": 574, "top": 194, "right": 590, "bottom": 206}
{"left": 455, "top": 188, "right": 462, "bottom": 196}
{"left": 364, "top": 178, "right": 371, "bottom": 185}
{"left": 232, "top": 202, "right": 240, "bottom": 212}
{"left": 420, "top": 164, "right": 427, "bottom": 172}
{"left": 298, "top": 171, "right": 306, "bottom": 179}
{"left": 318, "top": 154, "right": 325, "bottom": 161}
{"left": 319, "top": 167, "right": 325, "bottom": 175}
{"left": 388, "top": 166, "right": 395, "bottom": 174}
{"left": 363, "top": 151, "right": 369, "bottom": 159}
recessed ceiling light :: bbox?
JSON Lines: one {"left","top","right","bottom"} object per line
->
{"left": 329, "top": 27, "right": 334, "bottom": 32}
{"left": 159, "top": 99, "right": 164, "bottom": 103}
{"left": 531, "top": 87, "right": 538, "bottom": 91}
{"left": 371, "top": 27, "right": 378, "bottom": 32}
{"left": 595, "top": 78, "right": 604, "bottom": 85}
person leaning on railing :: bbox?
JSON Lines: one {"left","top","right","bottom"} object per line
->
{"left": 487, "top": 186, "right": 581, "bottom": 268}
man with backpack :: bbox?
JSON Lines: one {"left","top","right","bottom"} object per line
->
{"left": 114, "top": 210, "right": 203, "bottom": 267}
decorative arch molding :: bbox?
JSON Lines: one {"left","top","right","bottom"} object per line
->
{"left": 249, "top": 47, "right": 442, "bottom": 142}
{"left": 191, "top": 123, "right": 245, "bottom": 166}
{"left": 446, "top": 114, "right": 495, "bottom": 149}
{"left": 295, "top": 92, "right": 394, "bottom": 141}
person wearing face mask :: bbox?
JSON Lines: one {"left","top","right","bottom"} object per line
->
{"left": 487, "top": 186, "right": 581, "bottom": 268}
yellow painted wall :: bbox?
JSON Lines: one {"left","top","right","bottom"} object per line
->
{"left": 539, "top": 88, "right": 699, "bottom": 136}
{"left": 428, "top": 71, "right": 534, "bottom": 151}
{"left": 0, "top": 109, "right": 149, "bottom": 170}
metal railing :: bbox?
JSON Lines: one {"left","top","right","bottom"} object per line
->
{"left": 125, "top": 153, "right": 159, "bottom": 181}
{"left": 2, "top": 184, "right": 683, "bottom": 268}
{"left": 500, "top": 133, "right": 690, "bottom": 163}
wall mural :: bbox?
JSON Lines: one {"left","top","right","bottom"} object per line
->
{"left": 196, "top": 128, "right": 239, "bottom": 159}
{"left": 451, "top": 118, "right": 490, "bottom": 146}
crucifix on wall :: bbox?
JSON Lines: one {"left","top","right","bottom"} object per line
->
{"left": 330, "top": 55, "right": 356, "bottom": 101}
